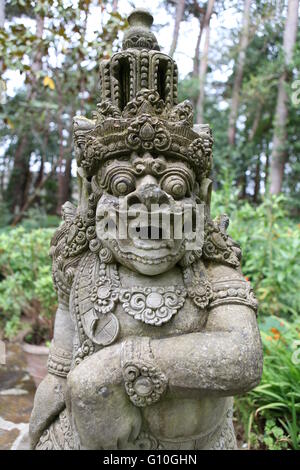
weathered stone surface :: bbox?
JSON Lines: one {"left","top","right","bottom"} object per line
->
{"left": 29, "top": 8, "right": 263, "bottom": 450}
{"left": 0, "top": 343, "right": 37, "bottom": 450}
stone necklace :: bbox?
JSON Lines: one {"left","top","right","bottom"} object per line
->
{"left": 75, "top": 252, "right": 212, "bottom": 349}
{"left": 91, "top": 261, "right": 187, "bottom": 327}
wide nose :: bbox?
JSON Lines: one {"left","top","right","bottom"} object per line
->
{"left": 126, "top": 183, "right": 170, "bottom": 210}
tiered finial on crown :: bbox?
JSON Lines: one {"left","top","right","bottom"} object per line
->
{"left": 99, "top": 9, "right": 178, "bottom": 109}
{"left": 122, "top": 9, "right": 159, "bottom": 51}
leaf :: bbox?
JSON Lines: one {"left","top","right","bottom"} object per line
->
{"left": 255, "top": 403, "right": 289, "bottom": 417}
{"left": 43, "top": 76, "right": 55, "bottom": 90}
{"left": 5, "top": 118, "right": 14, "bottom": 129}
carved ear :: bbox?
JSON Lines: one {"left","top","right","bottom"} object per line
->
{"left": 61, "top": 201, "right": 76, "bottom": 222}
{"left": 200, "top": 177, "right": 212, "bottom": 210}
{"left": 91, "top": 176, "right": 102, "bottom": 198}
{"left": 73, "top": 115, "right": 96, "bottom": 170}
{"left": 77, "top": 167, "right": 91, "bottom": 213}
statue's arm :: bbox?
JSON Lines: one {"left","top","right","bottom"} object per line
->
{"left": 74, "top": 300, "right": 263, "bottom": 414}
{"left": 29, "top": 301, "right": 74, "bottom": 448}
{"left": 151, "top": 303, "right": 263, "bottom": 397}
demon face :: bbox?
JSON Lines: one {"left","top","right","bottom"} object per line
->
{"left": 95, "top": 152, "right": 203, "bottom": 275}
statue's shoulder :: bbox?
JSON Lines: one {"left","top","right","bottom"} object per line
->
{"left": 204, "top": 261, "right": 258, "bottom": 314}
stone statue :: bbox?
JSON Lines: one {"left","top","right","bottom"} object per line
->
{"left": 29, "top": 9, "right": 263, "bottom": 450}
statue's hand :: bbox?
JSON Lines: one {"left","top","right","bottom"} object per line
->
{"left": 68, "top": 342, "right": 123, "bottom": 392}
{"left": 29, "top": 373, "right": 67, "bottom": 449}
{"left": 67, "top": 342, "right": 142, "bottom": 449}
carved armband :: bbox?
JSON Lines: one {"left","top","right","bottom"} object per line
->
{"left": 210, "top": 279, "right": 258, "bottom": 313}
{"left": 121, "top": 337, "right": 168, "bottom": 407}
{"left": 48, "top": 342, "right": 72, "bottom": 378}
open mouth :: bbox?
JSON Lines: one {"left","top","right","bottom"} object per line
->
{"left": 96, "top": 203, "right": 197, "bottom": 264}
{"left": 136, "top": 225, "right": 164, "bottom": 240}
{"left": 109, "top": 238, "right": 186, "bottom": 265}
{"left": 109, "top": 215, "right": 184, "bottom": 261}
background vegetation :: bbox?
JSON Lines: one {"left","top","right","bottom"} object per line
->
{"left": 0, "top": 0, "right": 299, "bottom": 450}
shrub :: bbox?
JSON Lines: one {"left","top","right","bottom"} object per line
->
{"left": 211, "top": 190, "right": 300, "bottom": 319}
{"left": 0, "top": 226, "right": 56, "bottom": 341}
{"left": 235, "top": 315, "right": 300, "bottom": 450}
{"left": 211, "top": 187, "right": 300, "bottom": 449}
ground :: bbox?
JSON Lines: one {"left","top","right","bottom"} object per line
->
{"left": 0, "top": 343, "right": 38, "bottom": 450}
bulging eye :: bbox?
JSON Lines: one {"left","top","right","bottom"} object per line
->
{"left": 111, "top": 174, "right": 135, "bottom": 196}
{"left": 161, "top": 175, "right": 187, "bottom": 199}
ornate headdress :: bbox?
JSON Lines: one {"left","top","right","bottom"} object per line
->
{"left": 74, "top": 9, "right": 213, "bottom": 182}
{"left": 53, "top": 9, "right": 241, "bottom": 273}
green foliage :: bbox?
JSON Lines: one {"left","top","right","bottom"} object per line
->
{"left": 212, "top": 186, "right": 300, "bottom": 449}
{"left": 0, "top": 226, "right": 56, "bottom": 339}
{"left": 235, "top": 315, "right": 300, "bottom": 450}
{"left": 212, "top": 187, "right": 300, "bottom": 319}
{"left": 20, "top": 207, "right": 60, "bottom": 230}
{"left": 178, "top": 76, "right": 200, "bottom": 105}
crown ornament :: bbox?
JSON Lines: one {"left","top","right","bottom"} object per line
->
{"left": 74, "top": 10, "right": 213, "bottom": 183}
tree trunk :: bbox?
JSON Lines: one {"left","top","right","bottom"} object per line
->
{"left": 193, "top": 18, "right": 203, "bottom": 78}
{"left": 11, "top": 120, "right": 71, "bottom": 226}
{"left": 249, "top": 105, "right": 262, "bottom": 202}
{"left": 238, "top": 172, "right": 247, "bottom": 199}
{"left": 192, "top": 18, "right": 203, "bottom": 111}
{"left": 227, "top": 0, "right": 251, "bottom": 146}
{"left": 11, "top": 159, "right": 61, "bottom": 226}
{"left": 30, "top": 15, "right": 44, "bottom": 88}
{"left": 195, "top": 0, "right": 215, "bottom": 124}
{"left": 56, "top": 155, "right": 72, "bottom": 215}
{"left": 248, "top": 104, "right": 261, "bottom": 141}
{"left": 5, "top": 136, "right": 30, "bottom": 213}
{"left": 6, "top": 14, "right": 45, "bottom": 214}
{"left": 55, "top": 82, "right": 74, "bottom": 215}
{"left": 269, "top": 0, "right": 299, "bottom": 194}
{"left": 169, "top": 0, "right": 185, "bottom": 58}
{"left": 264, "top": 145, "right": 269, "bottom": 191}
{"left": 112, "top": 0, "right": 118, "bottom": 12}
{"left": 253, "top": 157, "right": 261, "bottom": 203}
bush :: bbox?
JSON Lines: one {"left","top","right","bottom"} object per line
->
{"left": 211, "top": 189, "right": 300, "bottom": 319}
{"left": 0, "top": 226, "right": 56, "bottom": 341}
{"left": 211, "top": 186, "right": 300, "bottom": 449}
{"left": 235, "top": 315, "right": 300, "bottom": 450}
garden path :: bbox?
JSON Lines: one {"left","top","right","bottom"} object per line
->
{"left": 0, "top": 343, "right": 36, "bottom": 450}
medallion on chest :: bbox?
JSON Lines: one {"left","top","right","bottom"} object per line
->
{"left": 73, "top": 253, "right": 212, "bottom": 351}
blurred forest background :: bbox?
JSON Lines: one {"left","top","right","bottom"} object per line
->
{"left": 0, "top": 0, "right": 300, "bottom": 450}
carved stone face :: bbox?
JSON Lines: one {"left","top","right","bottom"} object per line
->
{"left": 95, "top": 153, "right": 199, "bottom": 275}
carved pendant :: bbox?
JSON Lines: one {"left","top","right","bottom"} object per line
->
{"left": 72, "top": 253, "right": 120, "bottom": 350}
{"left": 87, "top": 277, "right": 120, "bottom": 346}
{"left": 119, "top": 286, "right": 187, "bottom": 326}
{"left": 79, "top": 295, "right": 119, "bottom": 347}
{"left": 88, "top": 311, "right": 119, "bottom": 346}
